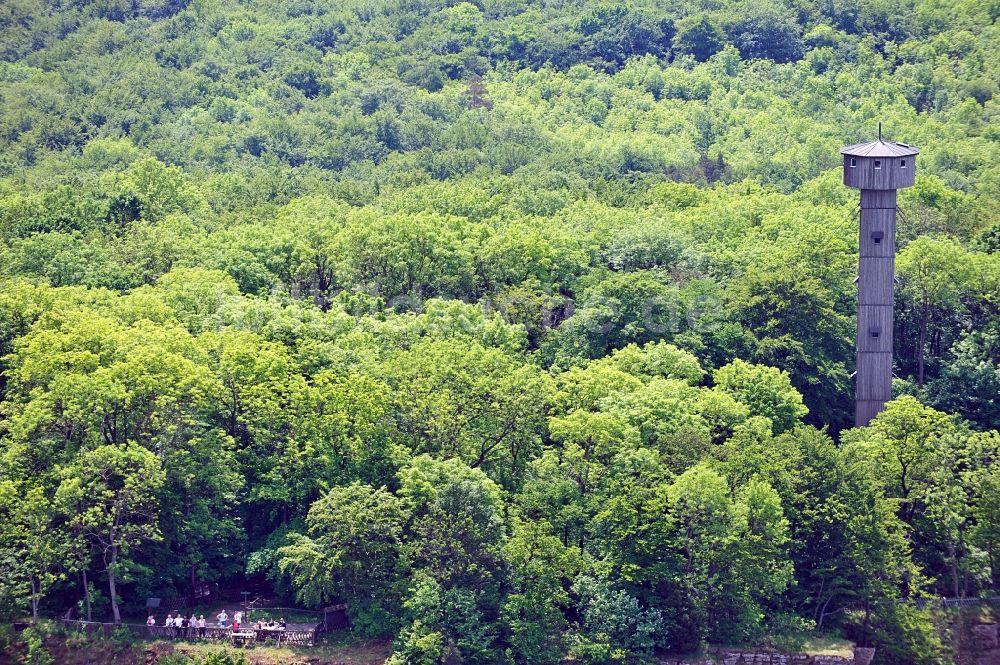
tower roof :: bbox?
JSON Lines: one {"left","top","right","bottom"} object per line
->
{"left": 840, "top": 139, "right": 919, "bottom": 157}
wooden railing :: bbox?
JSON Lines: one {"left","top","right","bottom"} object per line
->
{"left": 59, "top": 619, "right": 319, "bottom": 647}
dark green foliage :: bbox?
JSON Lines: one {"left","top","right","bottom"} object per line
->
{"left": 923, "top": 330, "right": 1000, "bottom": 430}
{"left": 673, "top": 14, "right": 728, "bottom": 62}
{"left": 725, "top": 2, "right": 805, "bottom": 63}
{"left": 868, "top": 604, "right": 947, "bottom": 665}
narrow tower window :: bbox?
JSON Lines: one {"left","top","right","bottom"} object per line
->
{"left": 869, "top": 325, "right": 881, "bottom": 339}
{"left": 871, "top": 231, "right": 884, "bottom": 245}
{"left": 900, "top": 159, "right": 907, "bottom": 168}
{"left": 874, "top": 160, "right": 882, "bottom": 169}
{"left": 850, "top": 158, "right": 857, "bottom": 168}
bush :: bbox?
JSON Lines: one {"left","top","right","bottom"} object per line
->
{"left": 110, "top": 625, "right": 135, "bottom": 645}
{"left": 201, "top": 651, "right": 250, "bottom": 665}
{"left": 22, "top": 626, "right": 54, "bottom": 665}
{"left": 871, "top": 604, "right": 947, "bottom": 665}
{"left": 0, "top": 624, "right": 15, "bottom": 654}
{"left": 158, "top": 655, "right": 196, "bottom": 665}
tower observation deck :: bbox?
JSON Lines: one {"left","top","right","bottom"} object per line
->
{"left": 841, "top": 133, "right": 919, "bottom": 427}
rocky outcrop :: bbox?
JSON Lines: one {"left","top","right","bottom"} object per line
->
{"left": 951, "top": 616, "right": 1000, "bottom": 665}
{"left": 852, "top": 647, "right": 875, "bottom": 665}
{"left": 971, "top": 624, "right": 998, "bottom": 651}
{"left": 969, "top": 623, "right": 1000, "bottom": 665}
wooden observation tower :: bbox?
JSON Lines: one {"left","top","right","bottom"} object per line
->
{"left": 841, "top": 127, "right": 919, "bottom": 427}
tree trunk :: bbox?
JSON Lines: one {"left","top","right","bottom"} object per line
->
{"left": 108, "top": 548, "right": 121, "bottom": 624}
{"left": 812, "top": 577, "right": 827, "bottom": 623}
{"left": 190, "top": 562, "right": 197, "bottom": 608}
{"left": 918, "top": 295, "right": 929, "bottom": 386}
{"left": 30, "top": 574, "right": 39, "bottom": 624}
{"left": 861, "top": 601, "right": 872, "bottom": 648}
{"left": 948, "top": 541, "right": 960, "bottom": 598}
{"left": 317, "top": 263, "right": 331, "bottom": 312}
{"left": 817, "top": 592, "right": 835, "bottom": 631}
{"left": 83, "top": 568, "right": 92, "bottom": 622}
{"left": 959, "top": 528, "right": 970, "bottom": 598}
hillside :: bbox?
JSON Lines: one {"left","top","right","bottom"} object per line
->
{"left": 1, "top": 0, "right": 999, "bottom": 663}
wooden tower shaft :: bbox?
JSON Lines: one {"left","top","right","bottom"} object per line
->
{"left": 842, "top": 134, "right": 917, "bottom": 427}
{"left": 856, "top": 189, "right": 896, "bottom": 427}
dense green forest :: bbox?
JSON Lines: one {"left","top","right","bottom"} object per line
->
{"left": 1, "top": 0, "right": 999, "bottom": 662}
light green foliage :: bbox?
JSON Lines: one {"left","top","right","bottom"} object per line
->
{"left": 0, "top": 484, "right": 66, "bottom": 623}
{"left": 604, "top": 379, "right": 715, "bottom": 473}
{"left": 667, "top": 464, "right": 737, "bottom": 641}
{"left": 3, "top": 305, "right": 222, "bottom": 459}
{"left": 713, "top": 360, "right": 808, "bottom": 434}
{"left": 22, "top": 626, "right": 53, "bottom": 665}
{"left": 502, "top": 519, "right": 581, "bottom": 664}
{"left": 394, "top": 456, "right": 506, "bottom": 664}
{"left": 846, "top": 397, "right": 951, "bottom": 520}
{"left": 552, "top": 363, "right": 644, "bottom": 414}
{"left": 279, "top": 484, "right": 406, "bottom": 636}
{"left": 897, "top": 236, "right": 978, "bottom": 385}
{"left": 844, "top": 398, "right": 999, "bottom": 598}
{"left": 476, "top": 220, "right": 589, "bottom": 296}
{"left": 971, "top": 465, "right": 1000, "bottom": 589}
{"left": 153, "top": 267, "right": 241, "bottom": 333}
{"left": 334, "top": 210, "right": 475, "bottom": 302}
{"left": 385, "top": 339, "right": 550, "bottom": 489}
{"left": 398, "top": 455, "right": 503, "bottom": 516}
{"left": 277, "top": 196, "right": 350, "bottom": 308}
{"left": 732, "top": 478, "right": 794, "bottom": 607}
{"left": 596, "top": 341, "right": 704, "bottom": 385}
{"left": 663, "top": 464, "right": 797, "bottom": 645}
{"left": 409, "top": 298, "right": 529, "bottom": 354}
{"left": 56, "top": 444, "right": 165, "bottom": 623}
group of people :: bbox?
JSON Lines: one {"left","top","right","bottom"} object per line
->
{"left": 254, "top": 618, "right": 288, "bottom": 631}
{"left": 145, "top": 609, "right": 287, "bottom": 639}
{"left": 146, "top": 613, "right": 207, "bottom": 638}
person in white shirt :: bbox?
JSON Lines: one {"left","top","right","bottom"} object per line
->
{"left": 217, "top": 609, "right": 228, "bottom": 628}
{"left": 198, "top": 615, "right": 207, "bottom": 638}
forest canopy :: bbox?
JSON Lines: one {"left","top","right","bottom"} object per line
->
{"left": 0, "top": 0, "right": 999, "bottom": 663}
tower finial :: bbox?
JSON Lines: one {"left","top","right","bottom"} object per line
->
{"left": 878, "top": 122, "right": 882, "bottom": 141}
